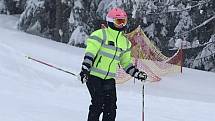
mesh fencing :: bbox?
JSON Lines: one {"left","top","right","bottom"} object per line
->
{"left": 116, "top": 26, "right": 183, "bottom": 84}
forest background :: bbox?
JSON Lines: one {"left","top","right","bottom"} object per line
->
{"left": 0, "top": 0, "right": 215, "bottom": 72}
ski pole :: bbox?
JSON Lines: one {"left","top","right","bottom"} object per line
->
{"left": 26, "top": 56, "right": 77, "bottom": 77}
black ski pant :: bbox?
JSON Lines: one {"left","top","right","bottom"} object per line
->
{"left": 86, "top": 75, "right": 117, "bottom": 121}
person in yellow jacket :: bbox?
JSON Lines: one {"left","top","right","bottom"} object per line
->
{"left": 79, "top": 8, "right": 147, "bottom": 121}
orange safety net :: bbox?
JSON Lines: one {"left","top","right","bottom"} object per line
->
{"left": 116, "top": 26, "right": 183, "bottom": 84}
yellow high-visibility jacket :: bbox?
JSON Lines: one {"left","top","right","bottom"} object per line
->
{"left": 82, "top": 27, "right": 135, "bottom": 80}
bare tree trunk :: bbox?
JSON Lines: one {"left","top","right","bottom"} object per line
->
{"left": 55, "top": 0, "right": 62, "bottom": 42}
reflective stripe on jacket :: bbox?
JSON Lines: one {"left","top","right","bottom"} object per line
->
{"left": 83, "top": 27, "right": 134, "bottom": 80}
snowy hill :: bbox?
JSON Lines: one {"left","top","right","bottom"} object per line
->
{"left": 0, "top": 15, "right": 215, "bottom": 121}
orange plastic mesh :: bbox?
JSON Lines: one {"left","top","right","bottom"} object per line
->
{"left": 116, "top": 26, "right": 183, "bottom": 84}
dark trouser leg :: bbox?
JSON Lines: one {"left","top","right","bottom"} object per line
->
{"left": 86, "top": 75, "right": 104, "bottom": 121}
{"left": 102, "top": 78, "right": 117, "bottom": 121}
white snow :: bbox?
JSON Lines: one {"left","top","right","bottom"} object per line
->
{"left": 1, "top": 14, "right": 215, "bottom": 121}
{"left": 74, "top": 0, "right": 84, "bottom": 9}
{"left": 200, "top": 9, "right": 203, "bottom": 14}
{"left": 68, "top": 26, "right": 88, "bottom": 46}
{"left": 68, "top": 10, "right": 75, "bottom": 24}
{"left": 174, "top": 10, "right": 193, "bottom": 35}
{"left": 145, "top": 69, "right": 215, "bottom": 121}
{"left": 174, "top": 38, "right": 195, "bottom": 49}
{"left": 144, "top": 23, "right": 155, "bottom": 38}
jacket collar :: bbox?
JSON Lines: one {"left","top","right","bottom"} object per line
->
{"left": 106, "top": 27, "right": 122, "bottom": 37}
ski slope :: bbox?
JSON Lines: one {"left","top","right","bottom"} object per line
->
{"left": 145, "top": 68, "right": 215, "bottom": 121}
{"left": 0, "top": 15, "right": 215, "bottom": 121}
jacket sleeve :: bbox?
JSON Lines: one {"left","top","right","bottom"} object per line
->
{"left": 81, "top": 30, "right": 103, "bottom": 70}
{"left": 120, "top": 40, "right": 139, "bottom": 77}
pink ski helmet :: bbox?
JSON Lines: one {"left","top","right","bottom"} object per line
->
{"left": 106, "top": 8, "right": 128, "bottom": 28}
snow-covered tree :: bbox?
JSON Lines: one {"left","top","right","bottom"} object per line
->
{"left": 192, "top": 39, "right": 200, "bottom": 48}
{"left": 18, "top": 0, "right": 70, "bottom": 42}
{"left": 68, "top": 0, "right": 123, "bottom": 46}
{"left": 0, "top": 0, "right": 6, "bottom": 14}
{"left": 3, "top": 0, "right": 24, "bottom": 14}
{"left": 19, "top": 0, "right": 28, "bottom": 12}
{"left": 174, "top": 3, "right": 193, "bottom": 40}
{"left": 16, "top": 0, "right": 215, "bottom": 72}
{"left": 68, "top": 0, "right": 88, "bottom": 46}
{"left": 17, "top": 0, "right": 45, "bottom": 35}
{"left": 97, "top": 0, "right": 122, "bottom": 20}
{"left": 68, "top": 26, "right": 88, "bottom": 47}
{"left": 192, "top": 35, "right": 215, "bottom": 72}
{"left": 69, "top": 0, "right": 84, "bottom": 29}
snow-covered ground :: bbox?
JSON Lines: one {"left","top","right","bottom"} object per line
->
{"left": 0, "top": 14, "right": 215, "bottom": 121}
{"left": 145, "top": 68, "right": 215, "bottom": 121}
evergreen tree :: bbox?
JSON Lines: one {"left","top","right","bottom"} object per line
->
{"left": 55, "top": 0, "right": 62, "bottom": 42}
{"left": 55, "top": 0, "right": 70, "bottom": 43}
{"left": 16, "top": 0, "right": 215, "bottom": 72}
{"left": 18, "top": 0, "right": 70, "bottom": 42}
{"left": 0, "top": 0, "right": 6, "bottom": 14}
{"left": 3, "top": 0, "right": 24, "bottom": 14}
{"left": 18, "top": 0, "right": 28, "bottom": 13}
{"left": 17, "top": 0, "right": 45, "bottom": 35}
{"left": 174, "top": 4, "right": 193, "bottom": 42}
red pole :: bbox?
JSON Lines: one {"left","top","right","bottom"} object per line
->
{"left": 142, "top": 84, "right": 144, "bottom": 121}
{"left": 26, "top": 56, "right": 77, "bottom": 76}
{"left": 180, "top": 43, "right": 184, "bottom": 73}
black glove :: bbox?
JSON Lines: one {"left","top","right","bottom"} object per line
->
{"left": 134, "top": 71, "right": 147, "bottom": 81}
{"left": 79, "top": 65, "right": 90, "bottom": 84}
